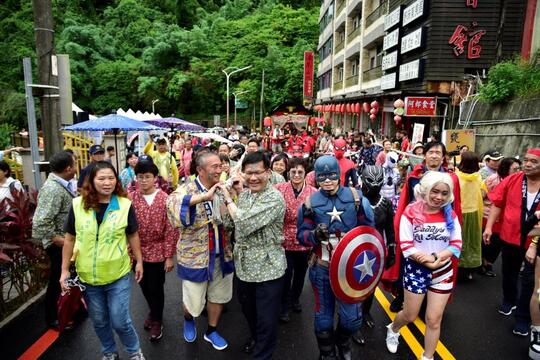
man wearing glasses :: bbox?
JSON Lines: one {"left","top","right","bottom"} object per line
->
{"left": 297, "top": 155, "right": 374, "bottom": 360}
{"left": 219, "top": 151, "right": 286, "bottom": 359}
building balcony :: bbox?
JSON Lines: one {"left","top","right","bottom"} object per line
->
{"left": 363, "top": 66, "right": 382, "bottom": 83}
{"left": 345, "top": 74, "right": 359, "bottom": 88}
{"left": 333, "top": 80, "right": 344, "bottom": 91}
{"left": 335, "top": 41, "right": 345, "bottom": 53}
{"left": 365, "top": 0, "right": 389, "bottom": 29}
{"left": 347, "top": 25, "right": 362, "bottom": 43}
{"left": 337, "top": 0, "right": 346, "bottom": 16}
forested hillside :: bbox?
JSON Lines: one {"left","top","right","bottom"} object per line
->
{"left": 0, "top": 0, "right": 320, "bottom": 128}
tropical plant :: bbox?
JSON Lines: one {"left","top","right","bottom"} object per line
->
{"left": 0, "top": 187, "right": 47, "bottom": 321}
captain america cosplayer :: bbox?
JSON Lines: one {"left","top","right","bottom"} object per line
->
{"left": 333, "top": 138, "right": 359, "bottom": 187}
{"left": 297, "top": 155, "right": 374, "bottom": 360}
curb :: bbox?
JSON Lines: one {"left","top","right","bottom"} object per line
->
{"left": 0, "top": 288, "right": 46, "bottom": 330}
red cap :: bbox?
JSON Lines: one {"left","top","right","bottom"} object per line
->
{"left": 527, "top": 148, "right": 540, "bottom": 157}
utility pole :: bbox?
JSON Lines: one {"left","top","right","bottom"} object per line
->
{"left": 259, "top": 69, "right": 265, "bottom": 132}
{"left": 32, "top": 0, "right": 62, "bottom": 159}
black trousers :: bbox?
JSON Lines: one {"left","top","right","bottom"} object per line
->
{"left": 237, "top": 276, "right": 284, "bottom": 360}
{"left": 281, "top": 251, "right": 309, "bottom": 312}
{"left": 500, "top": 241, "right": 534, "bottom": 324}
{"left": 138, "top": 261, "right": 165, "bottom": 322}
{"left": 482, "top": 232, "right": 502, "bottom": 264}
{"left": 45, "top": 245, "right": 62, "bottom": 325}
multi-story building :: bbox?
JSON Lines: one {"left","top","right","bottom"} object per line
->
{"left": 316, "top": 0, "right": 527, "bottom": 140}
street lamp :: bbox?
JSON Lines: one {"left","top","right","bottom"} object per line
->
{"left": 152, "top": 99, "right": 159, "bottom": 113}
{"left": 233, "top": 90, "right": 249, "bottom": 128}
{"left": 222, "top": 65, "right": 252, "bottom": 129}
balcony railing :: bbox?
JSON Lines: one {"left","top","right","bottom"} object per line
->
{"left": 365, "top": 0, "right": 389, "bottom": 28}
{"left": 333, "top": 80, "right": 344, "bottom": 90}
{"left": 335, "top": 40, "right": 345, "bottom": 53}
{"left": 345, "top": 74, "right": 359, "bottom": 88}
{"left": 347, "top": 25, "right": 362, "bottom": 42}
{"left": 363, "top": 66, "right": 382, "bottom": 82}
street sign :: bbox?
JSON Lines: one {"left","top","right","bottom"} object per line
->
{"left": 412, "top": 123, "right": 425, "bottom": 144}
{"left": 404, "top": 96, "right": 437, "bottom": 116}
{"left": 213, "top": 115, "right": 220, "bottom": 126}
{"left": 442, "top": 129, "right": 476, "bottom": 152}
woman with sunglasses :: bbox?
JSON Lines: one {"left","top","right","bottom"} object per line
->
{"left": 60, "top": 161, "right": 144, "bottom": 360}
{"left": 274, "top": 157, "right": 317, "bottom": 323}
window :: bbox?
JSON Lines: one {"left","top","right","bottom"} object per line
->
{"left": 318, "top": 71, "right": 332, "bottom": 90}
{"left": 319, "top": 37, "right": 334, "bottom": 62}
{"left": 351, "top": 58, "right": 359, "bottom": 76}
{"left": 337, "top": 66, "right": 344, "bottom": 81}
{"left": 352, "top": 14, "right": 361, "bottom": 30}
{"left": 319, "top": 2, "right": 335, "bottom": 33}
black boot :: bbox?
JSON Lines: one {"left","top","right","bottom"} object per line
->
{"left": 315, "top": 331, "right": 337, "bottom": 360}
{"left": 335, "top": 327, "right": 353, "bottom": 360}
{"left": 389, "top": 288, "right": 404, "bottom": 313}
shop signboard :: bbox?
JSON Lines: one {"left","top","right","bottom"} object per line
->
{"left": 401, "top": 27, "right": 423, "bottom": 54}
{"left": 383, "top": 28, "right": 400, "bottom": 51}
{"left": 399, "top": 59, "right": 421, "bottom": 82}
{"left": 382, "top": 50, "right": 398, "bottom": 71}
{"left": 402, "top": 0, "right": 425, "bottom": 26}
{"left": 404, "top": 96, "right": 437, "bottom": 116}
{"left": 384, "top": 6, "right": 401, "bottom": 31}
{"left": 380, "top": 72, "right": 397, "bottom": 90}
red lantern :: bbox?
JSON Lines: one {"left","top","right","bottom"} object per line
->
{"left": 331, "top": 104, "right": 336, "bottom": 112}
{"left": 371, "top": 100, "right": 379, "bottom": 109}
{"left": 341, "top": 104, "right": 346, "bottom": 114}
{"left": 354, "top": 103, "right": 360, "bottom": 113}
{"left": 369, "top": 114, "right": 377, "bottom": 121}
{"left": 263, "top": 116, "right": 273, "bottom": 127}
{"left": 370, "top": 108, "right": 377, "bottom": 115}
{"left": 394, "top": 99, "right": 405, "bottom": 108}
{"left": 362, "top": 102, "right": 370, "bottom": 113}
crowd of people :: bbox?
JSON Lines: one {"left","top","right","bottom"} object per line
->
{"left": 20, "top": 123, "right": 540, "bottom": 360}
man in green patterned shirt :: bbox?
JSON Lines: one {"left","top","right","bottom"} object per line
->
{"left": 219, "top": 151, "right": 286, "bottom": 360}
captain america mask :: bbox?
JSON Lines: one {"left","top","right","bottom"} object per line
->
{"left": 334, "top": 139, "right": 348, "bottom": 159}
{"left": 314, "top": 155, "right": 341, "bottom": 183}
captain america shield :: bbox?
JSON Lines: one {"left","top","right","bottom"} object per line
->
{"left": 329, "top": 226, "right": 386, "bottom": 304}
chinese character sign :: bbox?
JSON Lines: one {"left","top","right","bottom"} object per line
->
{"left": 404, "top": 96, "right": 437, "bottom": 116}
{"left": 466, "top": 0, "right": 478, "bottom": 8}
{"left": 448, "top": 23, "right": 486, "bottom": 59}
{"left": 303, "top": 51, "right": 314, "bottom": 100}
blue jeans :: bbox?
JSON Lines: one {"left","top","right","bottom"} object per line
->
{"left": 83, "top": 273, "right": 140, "bottom": 355}
{"left": 309, "top": 264, "right": 362, "bottom": 333}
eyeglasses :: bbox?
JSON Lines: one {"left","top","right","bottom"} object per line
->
{"left": 316, "top": 172, "right": 339, "bottom": 182}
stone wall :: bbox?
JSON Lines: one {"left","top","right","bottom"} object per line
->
{"left": 460, "top": 95, "right": 540, "bottom": 157}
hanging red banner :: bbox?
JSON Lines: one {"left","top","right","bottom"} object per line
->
{"left": 303, "top": 51, "right": 314, "bottom": 101}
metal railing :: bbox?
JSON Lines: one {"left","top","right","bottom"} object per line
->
{"left": 345, "top": 74, "right": 359, "bottom": 87}
{"left": 365, "top": 0, "right": 389, "bottom": 28}
{"left": 347, "top": 25, "right": 362, "bottom": 42}
{"left": 363, "top": 66, "right": 382, "bottom": 82}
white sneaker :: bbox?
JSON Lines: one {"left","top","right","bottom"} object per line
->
{"left": 530, "top": 330, "right": 540, "bottom": 360}
{"left": 386, "top": 323, "right": 400, "bottom": 353}
{"left": 421, "top": 354, "right": 434, "bottom": 360}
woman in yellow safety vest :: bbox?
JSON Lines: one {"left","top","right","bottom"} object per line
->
{"left": 60, "top": 161, "right": 145, "bottom": 360}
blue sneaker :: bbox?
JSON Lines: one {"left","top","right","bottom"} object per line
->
{"left": 183, "top": 319, "right": 196, "bottom": 342}
{"left": 204, "top": 331, "right": 228, "bottom": 350}
{"left": 498, "top": 303, "right": 516, "bottom": 316}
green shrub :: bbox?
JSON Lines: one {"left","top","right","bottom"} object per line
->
{"left": 0, "top": 123, "right": 16, "bottom": 149}
{"left": 480, "top": 57, "right": 540, "bottom": 103}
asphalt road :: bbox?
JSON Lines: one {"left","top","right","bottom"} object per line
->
{"left": 2, "top": 260, "right": 531, "bottom": 360}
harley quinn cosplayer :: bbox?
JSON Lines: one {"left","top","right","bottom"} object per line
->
{"left": 385, "top": 171, "right": 462, "bottom": 360}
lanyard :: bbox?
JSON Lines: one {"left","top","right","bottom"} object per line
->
{"left": 521, "top": 176, "right": 540, "bottom": 246}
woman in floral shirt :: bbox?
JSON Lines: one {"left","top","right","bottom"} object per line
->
{"left": 274, "top": 157, "right": 316, "bottom": 323}
{"left": 129, "top": 160, "right": 178, "bottom": 342}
